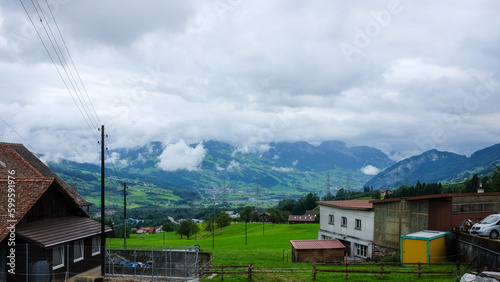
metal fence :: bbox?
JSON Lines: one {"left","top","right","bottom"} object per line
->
{"left": 106, "top": 246, "right": 209, "bottom": 281}
{"left": 1, "top": 243, "right": 211, "bottom": 282}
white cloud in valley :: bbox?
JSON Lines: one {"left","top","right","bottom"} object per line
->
{"left": 361, "top": 165, "right": 382, "bottom": 176}
{"left": 272, "top": 166, "right": 294, "bottom": 173}
{"left": 227, "top": 160, "right": 242, "bottom": 170}
{"left": 157, "top": 140, "right": 206, "bottom": 171}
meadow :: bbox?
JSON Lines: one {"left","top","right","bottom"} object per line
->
{"left": 106, "top": 223, "right": 461, "bottom": 281}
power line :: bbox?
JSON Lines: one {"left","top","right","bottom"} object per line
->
{"left": 41, "top": 0, "right": 102, "bottom": 127}
{"left": 104, "top": 136, "right": 128, "bottom": 193}
{"left": 31, "top": 0, "right": 99, "bottom": 131}
{"left": 18, "top": 0, "right": 101, "bottom": 142}
{"left": 0, "top": 116, "right": 38, "bottom": 154}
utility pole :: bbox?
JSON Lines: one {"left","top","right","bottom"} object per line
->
{"left": 123, "top": 182, "right": 127, "bottom": 250}
{"left": 100, "top": 125, "right": 105, "bottom": 277}
{"left": 326, "top": 171, "right": 331, "bottom": 195}
{"left": 212, "top": 205, "right": 215, "bottom": 249}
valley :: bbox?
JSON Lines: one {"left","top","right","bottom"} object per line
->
{"left": 47, "top": 140, "right": 500, "bottom": 213}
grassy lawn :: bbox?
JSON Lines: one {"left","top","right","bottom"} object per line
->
{"left": 106, "top": 223, "right": 461, "bottom": 281}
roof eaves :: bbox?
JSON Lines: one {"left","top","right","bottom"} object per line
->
{"left": 317, "top": 200, "right": 373, "bottom": 210}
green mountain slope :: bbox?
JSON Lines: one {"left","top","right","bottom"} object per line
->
{"left": 364, "top": 143, "right": 500, "bottom": 189}
{"left": 48, "top": 140, "right": 394, "bottom": 209}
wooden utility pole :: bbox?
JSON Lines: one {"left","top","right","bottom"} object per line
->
{"left": 100, "top": 125, "right": 105, "bottom": 277}
{"left": 124, "top": 182, "right": 127, "bottom": 250}
{"left": 212, "top": 209, "right": 215, "bottom": 249}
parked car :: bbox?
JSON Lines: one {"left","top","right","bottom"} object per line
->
{"left": 469, "top": 213, "right": 500, "bottom": 239}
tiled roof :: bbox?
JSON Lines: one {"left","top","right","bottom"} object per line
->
{"left": 0, "top": 143, "right": 93, "bottom": 243}
{"left": 1, "top": 143, "right": 91, "bottom": 206}
{"left": 290, "top": 239, "right": 345, "bottom": 250}
{"left": 139, "top": 227, "right": 155, "bottom": 233}
{"left": 370, "top": 192, "right": 500, "bottom": 204}
{"left": 0, "top": 178, "right": 53, "bottom": 243}
{"left": 317, "top": 200, "right": 373, "bottom": 210}
{"left": 305, "top": 210, "right": 319, "bottom": 216}
{"left": 288, "top": 215, "right": 316, "bottom": 222}
{"left": 16, "top": 216, "right": 112, "bottom": 247}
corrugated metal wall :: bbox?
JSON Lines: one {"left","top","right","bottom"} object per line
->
{"left": 428, "top": 198, "right": 452, "bottom": 231}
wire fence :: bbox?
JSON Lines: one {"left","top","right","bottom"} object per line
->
{"left": 0, "top": 243, "right": 210, "bottom": 282}
{"left": 106, "top": 246, "right": 210, "bottom": 281}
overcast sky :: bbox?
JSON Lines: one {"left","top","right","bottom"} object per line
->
{"left": 1, "top": 0, "right": 499, "bottom": 166}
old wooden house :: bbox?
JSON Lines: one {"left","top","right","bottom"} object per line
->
{"left": 290, "top": 239, "right": 345, "bottom": 263}
{"left": 0, "top": 142, "right": 112, "bottom": 281}
{"left": 259, "top": 212, "right": 270, "bottom": 222}
{"left": 288, "top": 215, "right": 317, "bottom": 224}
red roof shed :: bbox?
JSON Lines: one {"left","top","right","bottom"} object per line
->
{"left": 290, "top": 239, "right": 345, "bottom": 263}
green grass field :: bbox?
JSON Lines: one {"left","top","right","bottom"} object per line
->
{"left": 106, "top": 223, "right": 461, "bottom": 281}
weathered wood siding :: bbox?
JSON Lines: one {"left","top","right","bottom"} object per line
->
{"left": 292, "top": 248, "right": 344, "bottom": 263}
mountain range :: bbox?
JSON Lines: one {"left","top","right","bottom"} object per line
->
{"left": 364, "top": 143, "right": 500, "bottom": 189}
{"left": 46, "top": 140, "right": 500, "bottom": 209}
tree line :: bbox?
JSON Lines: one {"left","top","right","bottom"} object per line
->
{"left": 385, "top": 164, "right": 500, "bottom": 198}
{"left": 160, "top": 192, "right": 324, "bottom": 239}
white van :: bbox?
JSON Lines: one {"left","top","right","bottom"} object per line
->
{"left": 469, "top": 213, "right": 500, "bottom": 239}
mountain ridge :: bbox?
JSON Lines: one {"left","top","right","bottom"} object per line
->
{"left": 47, "top": 140, "right": 500, "bottom": 209}
{"left": 48, "top": 140, "right": 395, "bottom": 209}
{"left": 364, "top": 143, "right": 500, "bottom": 189}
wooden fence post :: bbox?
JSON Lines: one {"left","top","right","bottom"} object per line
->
{"left": 380, "top": 263, "right": 384, "bottom": 279}
{"left": 456, "top": 261, "right": 460, "bottom": 273}
{"left": 345, "top": 261, "right": 349, "bottom": 280}
{"left": 418, "top": 261, "right": 421, "bottom": 278}
{"left": 248, "top": 263, "right": 252, "bottom": 280}
{"left": 221, "top": 265, "right": 224, "bottom": 281}
{"left": 312, "top": 262, "right": 317, "bottom": 280}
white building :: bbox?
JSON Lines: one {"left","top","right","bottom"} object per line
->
{"left": 317, "top": 200, "right": 374, "bottom": 259}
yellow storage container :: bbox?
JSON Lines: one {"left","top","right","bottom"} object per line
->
{"left": 400, "top": 230, "right": 448, "bottom": 264}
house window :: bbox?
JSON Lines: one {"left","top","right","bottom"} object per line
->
{"left": 355, "top": 243, "right": 367, "bottom": 257}
{"left": 328, "top": 214, "right": 334, "bottom": 225}
{"left": 92, "top": 236, "right": 100, "bottom": 256}
{"left": 341, "top": 216, "right": 347, "bottom": 227}
{"left": 74, "top": 240, "right": 84, "bottom": 262}
{"left": 52, "top": 246, "right": 65, "bottom": 270}
{"left": 355, "top": 219, "right": 362, "bottom": 230}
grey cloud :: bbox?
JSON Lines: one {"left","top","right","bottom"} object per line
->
{"left": 57, "top": 1, "right": 196, "bottom": 46}
{"left": 1, "top": 1, "right": 500, "bottom": 162}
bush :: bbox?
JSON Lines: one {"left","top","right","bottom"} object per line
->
{"left": 380, "top": 253, "right": 400, "bottom": 262}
